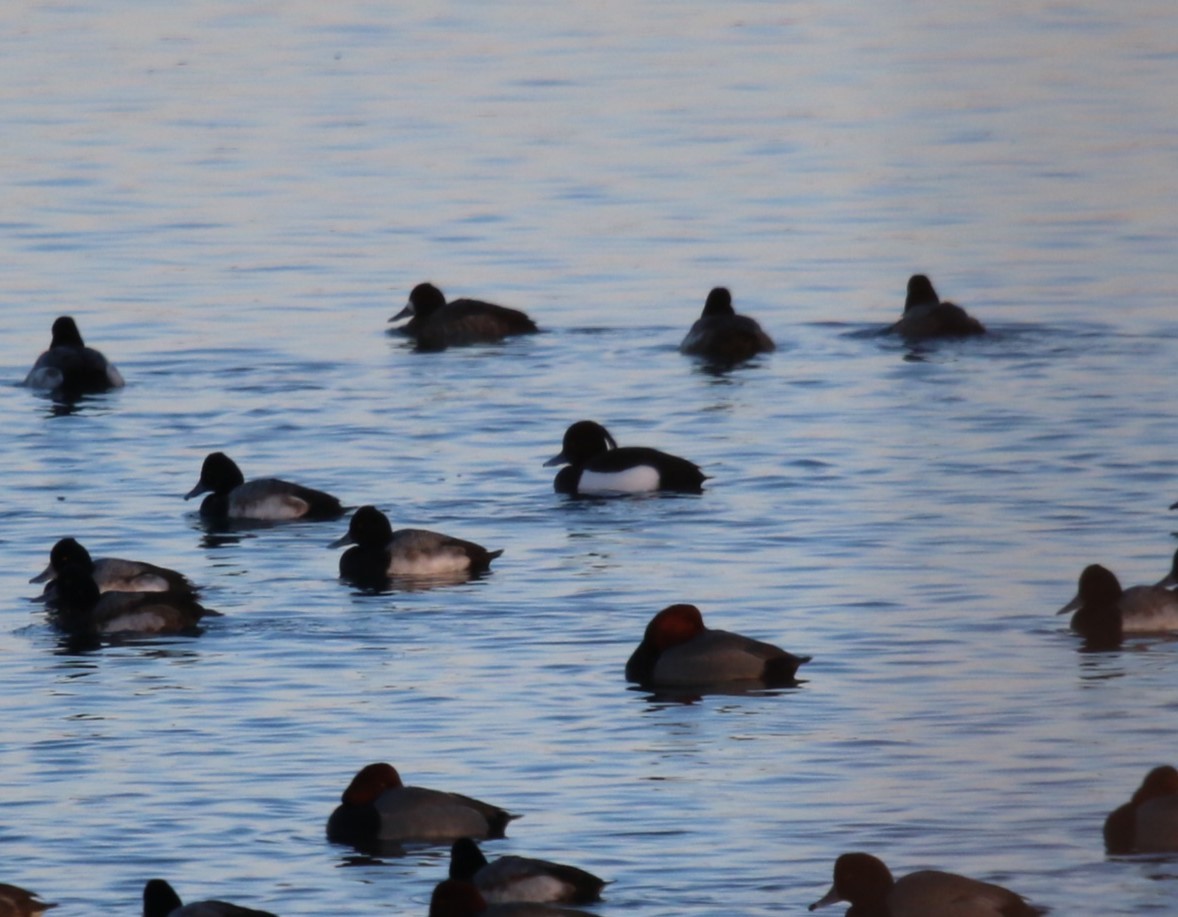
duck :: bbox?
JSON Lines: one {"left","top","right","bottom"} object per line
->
{"left": 1104, "top": 765, "right": 1178, "bottom": 854}
{"left": 680, "top": 287, "right": 775, "bottom": 365}
{"left": 185, "top": 452, "right": 344, "bottom": 522}
{"left": 0, "top": 884, "right": 56, "bottom": 917}
{"left": 31, "top": 537, "right": 198, "bottom": 601}
{"left": 326, "top": 762, "right": 519, "bottom": 848}
{"left": 625, "top": 603, "right": 810, "bottom": 688}
{"left": 390, "top": 283, "right": 539, "bottom": 351}
{"left": 1154, "top": 548, "right": 1178, "bottom": 589}
{"left": 429, "top": 879, "right": 593, "bottom": 917}
{"left": 23, "top": 315, "right": 125, "bottom": 395}
{"left": 544, "top": 420, "right": 707, "bottom": 496}
{"left": 329, "top": 505, "right": 502, "bottom": 587}
{"left": 50, "top": 563, "right": 219, "bottom": 637}
{"left": 1057, "top": 563, "right": 1178, "bottom": 648}
{"left": 887, "top": 275, "right": 986, "bottom": 340}
{"left": 142, "top": 879, "right": 278, "bottom": 917}
{"left": 809, "top": 852, "right": 1043, "bottom": 917}
{"left": 449, "top": 838, "right": 606, "bottom": 904}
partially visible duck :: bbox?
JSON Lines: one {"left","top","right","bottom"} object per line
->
{"left": 449, "top": 838, "right": 606, "bottom": 904}
{"left": 391, "top": 283, "right": 539, "bottom": 351}
{"left": 24, "top": 315, "right": 125, "bottom": 395}
{"left": 429, "top": 879, "right": 593, "bottom": 917}
{"left": 1105, "top": 765, "right": 1178, "bottom": 854}
{"left": 0, "top": 884, "right": 56, "bottom": 917}
{"left": 1057, "top": 563, "right": 1178, "bottom": 648}
{"left": 185, "top": 452, "right": 344, "bottom": 522}
{"left": 625, "top": 603, "right": 810, "bottom": 688}
{"left": 887, "top": 275, "right": 985, "bottom": 340}
{"left": 142, "top": 879, "right": 278, "bottom": 917}
{"left": 544, "top": 420, "right": 706, "bottom": 496}
{"left": 31, "top": 537, "right": 198, "bottom": 600}
{"left": 50, "top": 564, "right": 219, "bottom": 637}
{"left": 326, "top": 763, "right": 518, "bottom": 848}
{"left": 1154, "top": 548, "right": 1178, "bottom": 589}
{"left": 809, "top": 852, "right": 1043, "bottom": 917}
{"left": 680, "top": 287, "right": 775, "bottom": 365}
{"left": 329, "top": 506, "right": 502, "bottom": 587}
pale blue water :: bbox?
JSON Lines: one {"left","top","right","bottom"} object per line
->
{"left": 3, "top": 2, "right": 1178, "bottom": 914}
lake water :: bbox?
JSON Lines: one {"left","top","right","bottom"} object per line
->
{"left": 3, "top": 1, "right": 1178, "bottom": 914}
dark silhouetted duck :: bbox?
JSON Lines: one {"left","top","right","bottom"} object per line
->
{"left": 429, "top": 879, "right": 593, "bottom": 917}
{"left": 449, "top": 838, "right": 606, "bottom": 905}
{"left": 185, "top": 452, "right": 344, "bottom": 522}
{"left": 0, "top": 884, "right": 56, "bottom": 917}
{"left": 31, "top": 537, "right": 198, "bottom": 601}
{"left": 1155, "top": 548, "right": 1178, "bottom": 589}
{"left": 390, "top": 283, "right": 539, "bottom": 351}
{"left": 142, "top": 879, "right": 278, "bottom": 917}
{"left": 24, "top": 315, "right": 125, "bottom": 395}
{"left": 1057, "top": 563, "right": 1178, "bottom": 648}
{"left": 329, "top": 505, "right": 502, "bottom": 587}
{"left": 1105, "top": 765, "right": 1178, "bottom": 854}
{"left": 50, "top": 564, "right": 219, "bottom": 637}
{"left": 544, "top": 420, "right": 706, "bottom": 496}
{"left": 327, "top": 763, "right": 518, "bottom": 848}
{"left": 810, "top": 852, "right": 1043, "bottom": 917}
{"left": 680, "top": 287, "right": 774, "bottom": 365}
{"left": 625, "top": 604, "right": 810, "bottom": 688}
{"left": 887, "top": 274, "right": 985, "bottom": 340}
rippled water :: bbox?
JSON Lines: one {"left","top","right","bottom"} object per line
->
{"left": 3, "top": 2, "right": 1178, "bottom": 914}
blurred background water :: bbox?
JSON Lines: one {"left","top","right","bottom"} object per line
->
{"left": 2, "top": 1, "right": 1178, "bottom": 913}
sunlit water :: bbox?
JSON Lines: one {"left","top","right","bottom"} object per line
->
{"left": 2, "top": 2, "right": 1178, "bottom": 914}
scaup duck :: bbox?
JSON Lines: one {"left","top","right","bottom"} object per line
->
{"left": 680, "top": 287, "right": 774, "bottom": 364}
{"left": 1105, "top": 765, "right": 1178, "bottom": 854}
{"left": 887, "top": 275, "right": 986, "bottom": 340}
{"left": 327, "top": 763, "right": 518, "bottom": 848}
{"left": 809, "top": 852, "right": 1043, "bottom": 917}
{"left": 390, "top": 283, "right": 539, "bottom": 351}
{"left": 142, "top": 879, "right": 278, "bottom": 917}
{"left": 185, "top": 452, "right": 344, "bottom": 522}
{"left": 625, "top": 603, "right": 810, "bottom": 687}
{"left": 544, "top": 420, "right": 706, "bottom": 496}
{"left": 0, "top": 884, "right": 56, "bottom": 917}
{"left": 329, "top": 505, "right": 502, "bottom": 587}
{"left": 24, "top": 315, "right": 125, "bottom": 395}
{"left": 429, "top": 880, "right": 593, "bottom": 917}
{"left": 449, "top": 838, "right": 606, "bottom": 905}
{"left": 1057, "top": 563, "right": 1178, "bottom": 648}
{"left": 31, "top": 537, "right": 197, "bottom": 600}
{"left": 50, "top": 564, "right": 219, "bottom": 637}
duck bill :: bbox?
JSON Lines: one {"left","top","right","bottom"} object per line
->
{"left": 29, "top": 563, "right": 55, "bottom": 584}
{"left": 327, "top": 533, "right": 355, "bottom": 549}
{"left": 184, "top": 481, "right": 210, "bottom": 501}
{"left": 389, "top": 303, "right": 414, "bottom": 322}
{"left": 542, "top": 451, "right": 569, "bottom": 468}
{"left": 1057, "top": 594, "right": 1081, "bottom": 615}
{"left": 809, "top": 885, "right": 843, "bottom": 911}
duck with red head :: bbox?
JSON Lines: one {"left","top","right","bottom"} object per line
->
{"left": 625, "top": 604, "right": 810, "bottom": 688}
{"left": 326, "top": 763, "right": 518, "bottom": 849}
{"left": 0, "top": 883, "right": 56, "bottom": 917}
{"left": 429, "top": 879, "right": 593, "bottom": 917}
{"left": 1105, "top": 765, "right": 1178, "bottom": 854}
{"left": 810, "top": 852, "right": 1043, "bottom": 917}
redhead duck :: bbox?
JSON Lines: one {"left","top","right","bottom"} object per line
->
{"left": 625, "top": 604, "right": 810, "bottom": 688}
{"left": 887, "top": 275, "right": 985, "bottom": 340}
{"left": 391, "top": 283, "right": 539, "bottom": 351}
{"left": 1105, "top": 765, "right": 1178, "bottom": 854}
{"left": 24, "top": 315, "right": 125, "bottom": 395}
{"left": 680, "top": 287, "right": 775, "bottom": 365}
{"left": 142, "top": 879, "right": 278, "bottom": 917}
{"left": 429, "top": 879, "right": 593, "bottom": 917}
{"left": 185, "top": 452, "right": 344, "bottom": 522}
{"left": 449, "top": 838, "right": 606, "bottom": 905}
{"left": 50, "top": 564, "right": 219, "bottom": 637}
{"left": 329, "top": 506, "right": 502, "bottom": 588}
{"left": 809, "top": 852, "right": 1043, "bottom": 917}
{"left": 327, "top": 763, "right": 518, "bottom": 848}
{"left": 544, "top": 421, "right": 706, "bottom": 496}
{"left": 31, "top": 537, "right": 198, "bottom": 601}
{"left": 0, "top": 884, "right": 56, "bottom": 917}
{"left": 1057, "top": 563, "right": 1178, "bottom": 648}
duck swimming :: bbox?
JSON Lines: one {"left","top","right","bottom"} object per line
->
{"left": 449, "top": 837, "right": 606, "bottom": 904}
{"left": 0, "top": 884, "right": 56, "bottom": 917}
{"left": 185, "top": 452, "right": 344, "bottom": 522}
{"left": 544, "top": 420, "right": 706, "bottom": 496}
{"left": 680, "top": 287, "right": 774, "bottom": 365}
{"left": 50, "top": 564, "right": 218, "bottom": 637}
{"left": 390, "top": 283, "right": 539, "bottom": 351}
{"left": 1104, "top": 765, "right": 1178, "bottom": 854}
{"left": 142, "top": 879, "right": 278, "bottom": 917}
{"left": 24, "top": 315, "right": 125, "bottom": 396}
{"left": 1057, "top": 563, "right": 1178, "bottom": 648}
{"left": 31, "top": 537, "right": 198, "bottom": 600}
{"left": 887, "top": 275, "right": 985, "bottom": 340}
